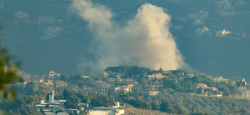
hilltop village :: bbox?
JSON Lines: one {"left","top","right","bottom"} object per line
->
{"left": 1, "top": 66, "right": 250, "bottom": 115}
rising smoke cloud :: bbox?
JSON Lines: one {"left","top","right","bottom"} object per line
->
{"left": 71, "top": 0, "right": 187, "bottom": 72}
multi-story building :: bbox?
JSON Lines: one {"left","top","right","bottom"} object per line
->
{"left": 95, "top": 82, "right": 112, "bottom": 94}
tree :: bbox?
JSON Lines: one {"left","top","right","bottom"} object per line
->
{"left": 63, "top": 89, "right": 81, "bottom": 108}
{"left": 160, "top": 101, "right": 171, "bottom": 112}
{"left": 0, "top": 27, "right": 22, "bottom": 99}
{"left": 25, "top": 82, "right": 39, "bottom": 94}
{"left": 151, "top": 102, "right": 159, "bottom": 110}
{"left": 239, "top": 108, "right": 247, "bottom": 115}
{"left": 137, "top": 77, "right": 148, "bottom": 88}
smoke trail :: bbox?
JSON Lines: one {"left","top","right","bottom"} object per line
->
{"left": 71, "top": 0, "right": 186, "bottom": 72}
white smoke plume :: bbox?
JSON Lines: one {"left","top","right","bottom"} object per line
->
{"left": 71, "top": 0, "right": 187, "bottom": 72}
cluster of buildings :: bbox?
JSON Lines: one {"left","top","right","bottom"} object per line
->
{"left": 93, "top": 81, "right": 134, "bottom": 96}
{"left": 197, "top": 77, "right": 250, "bottom": 98}
{"left": 104, "top": 67, "right": 170, "bottom": 96}
{"left": 35, "top": 91, "right": 125, "bottom": 115}
{"left": 19, "top": 69, "right": 250, "bottom": 99}
{"left": 18, "top": 71, "right": 68, "bottom": 94}
{"left": 35, "top": 91, "right": 72, "bottom": 115}
{"left": 17, "top": 68, "right": 250, "bottom": 115}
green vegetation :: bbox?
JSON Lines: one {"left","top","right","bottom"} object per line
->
{"left": 0, "top": 84, "right": 249, "bottom": 115}
{"left": 162, "top": 74, "right": 240, "bottom": 95}
{"left": 0, "top": 64, "right": 249, "bottom": 115}
{"left": 105, "top": 66, "right": 152, "bottom": 78}
{"left": 0, "top": 95, "right": 43, "bottom": 115}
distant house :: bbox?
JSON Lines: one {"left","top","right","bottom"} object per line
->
{"left": 145, "top": 73, "right": 165, "bottom": 80}
{"left": 122, "top": 84, "right": 134, "bottom": 93}
{"left": 47, "top": 71, "right": 61, "bottom": 80}
{"left": 103, "top": 72, "right": 108, "bottom": 77}
{"left": 145, "top": 90, "right": 161, "bottom": 96}
{"left": 187, "top": 73, "right": 195, "bottom": 78}
{"left": 197, "top": 83, "right": 219, "bottom": 96}
{"left": 78, "top": 103, "right": 89, "bottom": 110}
{"left": 111, "top": 84, "right": 134, "bottom": 95}
{"left": 31, "top": 75, "right": 44, "bottom": 83}
{"left": 81, "top": 75, "right": 90, "bottom": 79}
{"left": 197, "top": 83, "right": 208, "bottom": 89}
{"left": 197, "top": 83, "right": 218, "bottom": 90}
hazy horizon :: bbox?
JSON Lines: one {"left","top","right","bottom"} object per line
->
{"left": 0, "top": 0, "right": 249, "bottom": 79}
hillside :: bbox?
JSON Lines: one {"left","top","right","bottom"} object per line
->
{"left": 122, "top": 106, "right": 169, "bottom": 115}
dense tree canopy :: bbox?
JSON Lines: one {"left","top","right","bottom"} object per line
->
{"left": 105, "top": 66, "right": 152, "bottom": 78}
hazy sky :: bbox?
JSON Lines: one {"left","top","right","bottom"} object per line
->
{"left": 0, "top": 0, "right": 249, "bottom": 78}
{"left": 71, "top": 0, "right": 189, "bottom": 72}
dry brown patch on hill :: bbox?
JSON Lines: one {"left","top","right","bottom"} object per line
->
{"left": 122, "top": 106, "right": 169, "bottom": 115}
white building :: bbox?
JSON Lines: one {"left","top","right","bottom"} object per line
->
{"left": 87, "top": 107, "right": 124, "bottom": 115}
{"left": 81, "top": 75, "right": 90, "bottom": 79}
{"left": 35, "top": 91, "right": 67, "bottom": 114}
{"left": 49, "top": 91, "right": 55, "bottom": 103}
{"left": 111, "top": 84, "right": 134, "bottom": 94}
